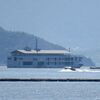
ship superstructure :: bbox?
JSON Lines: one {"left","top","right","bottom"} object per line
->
{"left": 7, "top": 49, "right": 83, "bottom": 68}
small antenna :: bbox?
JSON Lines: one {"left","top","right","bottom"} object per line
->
{"left": 35, "top": 37, "right": 40, "bottom": 52}
{"left": 69, "top": 48, "right": 71, "bottom": 52}
{"left": 36, "top": 37, "right": 38, "bottom": 52}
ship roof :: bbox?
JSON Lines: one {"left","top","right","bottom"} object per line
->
{"left": 12, "top": 50, "right": 70, "bottom": 54}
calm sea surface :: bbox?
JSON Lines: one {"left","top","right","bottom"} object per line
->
{"left": 0, "top": 67, "right": 100, "bottom": 100}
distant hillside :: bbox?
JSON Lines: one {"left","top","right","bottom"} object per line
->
{"left": 80, "top": 56, "right": 95, "bottom": 66}
{"left": 0, "top": 27, "right": 65, "bottom": 64}
{"left": 0, "top": 27, "right": 95, "bottom": 66}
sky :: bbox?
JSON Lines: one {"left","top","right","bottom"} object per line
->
{"left": 0, "top": 0, "right": 100, "bottom": 65}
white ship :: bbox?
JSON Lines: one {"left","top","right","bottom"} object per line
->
{"left": 7, "top": 47, "right": 95, "bottom": 68}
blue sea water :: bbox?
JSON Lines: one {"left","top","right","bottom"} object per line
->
{"left": 0, "top": 67, "right": 100, "bottom": 100}
{"left": 0, "top": 67, "right": 100, "bottom": 79}
{"left": 0, "top": 82, "right": 100, "bottom": 100}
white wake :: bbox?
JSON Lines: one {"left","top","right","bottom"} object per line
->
{"left": 60, "top": 68, "right": 100, "bottom": 72}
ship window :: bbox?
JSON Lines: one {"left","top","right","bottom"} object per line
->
{"left": 14, "top": 57, "right": 17, "bottom": 61}
{"left": 8, "top": 57, "right": 11, "bottom": 60}
{"left": 47, "top": 58, "right": 50, "bottom": 61}
{"left": 59, "top": 62, "right": 61, "bottom": 65}
{"left": 65, "top": 62, "right": 70, "bottom": 66}
{"left": 79, "top": 57, "right": 82, "bottom": 61}
{"left": 47, "top": 62, "right": 49, "bottom": 65}
{"left": 70, "top": 58, "right": 73, "bottom": 61}
{"left": 70, "top": 62, "right": 73, "bottom": 65}
{"left": 59, "top": 58, "right": 61, "bottom": 60}
{"left": 19, "top": 58, "right": 23, "bottom": 60}
{"left": 75, "top": 57, "right": 77, "bottom": 61}
{"left": 65, "top": 58, "right": 70, "bottom": 61}
{"left": 33, "top": 58, "right": 37, "bottom": 61}
{"left": 23, "top": 61, "right": 33, "bottom": 65}
{"left": 38, "top": 62, "right": 44, "bottom": 66}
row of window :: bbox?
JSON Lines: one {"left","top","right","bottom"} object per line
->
{"left": 22, "top": 61, "right": 74, "bottom": 66}
{"left": 47, "top": 62, "right": 74, "bottom": 65}
{"left": 12, "top": 57, "right": 82, "bottom": 62}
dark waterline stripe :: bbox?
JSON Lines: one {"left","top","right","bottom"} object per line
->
{"left": 0, "top": 78, "right": 100, "bottom": 82}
